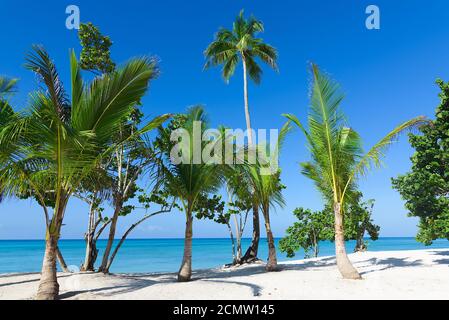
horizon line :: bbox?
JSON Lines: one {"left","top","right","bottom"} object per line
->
{"left": 0, "top": 236, "right": 419, "bottom": 241}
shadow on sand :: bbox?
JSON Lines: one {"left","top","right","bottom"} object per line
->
{"left": 3, "top": 249, "right": 448, "bottom": 299}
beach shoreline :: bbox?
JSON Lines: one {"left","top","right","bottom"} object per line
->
{"left": 1, "top": 248, "right": 448, "bottom": 300}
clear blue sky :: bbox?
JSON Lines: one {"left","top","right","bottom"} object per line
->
{"left": 0, "top": 0, "right": 448, "bottom": 239}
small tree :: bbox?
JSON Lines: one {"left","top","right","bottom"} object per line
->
{"left": 223, "top": 169, "right": 252, "bottom": 264}
{"left": 343, "top": 194, "right": 379, "bottom": 252}
{"left": 156, "top": 107, "right": 226, "bottom": 281}
{"left": 77, "top": 22, "right": 116, "bottom": 271}
{"left": 392, "top": 79, "right": 449, "bottom": 245}
{"left": 79, "top": 22, "right": 115, "bottom": 74}
{"left": 284, "top": 64, "right": 425, "bottom": 279}
{"left": 279, "top": 208, "right": 333, "bottom": 258}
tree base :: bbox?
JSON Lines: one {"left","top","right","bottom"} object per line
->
{"left": 266, "top": 264, "right": 279, "bottom": 272}
{"left": 35, "top": 282, "right": 59, "bottom": 300}
{"left": 339, "top": 267, "right": 362, "bottom": 280}
{"left": 177, "top": 273, "right": 191, "bottom": 282}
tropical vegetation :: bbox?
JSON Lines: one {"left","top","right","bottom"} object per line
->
{"left": 204, "top": 10, "right": 278, "bottom": 263}
{"left": 392, "top": 79, "right": 449, "bottom": 245}
{"left": 279, "top": 193, "right": 379, "bottom": 258}
{"left": 284, "top": 64, "right": 426, "bottom": 279}
{"left": 0, "top": 9, "right": 439, "bottom": 301}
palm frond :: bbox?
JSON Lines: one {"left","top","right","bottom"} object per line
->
{"left": 252, "top": 43, "right": 278, "bottom": 71}
{"left": 341, "top": 116, "right": 428, "bottom": 201}
{"left": 0, "top": 77, "right": 18, "bottom": 99}
{"left": 244, "top": 55, "right": 262, "bottom": 84}
{"left": 25, "top": 45, "right": 70, "bottom": 122}
{"left": 72, "top": 57, "right": 158, "bottom": 142}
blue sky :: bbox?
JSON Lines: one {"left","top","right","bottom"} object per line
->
{"left": 0, "top": 0, "right": 448, "bottom": 239}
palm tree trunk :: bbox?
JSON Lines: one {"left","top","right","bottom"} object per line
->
{"left": 36, "top": 234, "right": 59, "bottom": 300}
{"left": 39, "top": 203, "right": 68, "bottom": 273}
{"left": 242, "top": 56, "right": 253, "bottom": 145}
{"left": 242, "top": 204, "right": 260, "bottom": 262}
{"left": 334, "top": 202, "right": 361, "bottom": 279}
{"left": 262, "top": 206, "right": 278, "bottom": 271}
{"left": 36, "top": 197, "right": 67, "bottom": 300}
{"left": 241, "top": 57, "right": 260, "bottom": 262}
{"left": 178, "top": 211, "right": 193, "bottom": 282}
{"left": 99, "top": 199, "right": 122, "bottom": 273}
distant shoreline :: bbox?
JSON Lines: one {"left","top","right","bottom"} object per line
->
{"left": 1, "top": 238, "right": 448, "bottom": 275}
{"left": 0, "top": 236, "right": 427, "bottom": 241}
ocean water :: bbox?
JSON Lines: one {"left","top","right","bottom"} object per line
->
{"left": 0, "top": 237, "right": 448, "bottom": 274}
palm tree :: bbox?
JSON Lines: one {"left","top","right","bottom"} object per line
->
{"left": 0, "top": 76, "right": 71, "bottom": 272}
{"left": 243, "top": 122, "right": 290, "bottom": 271}
{"left": 0, "top": 46, "right": 169, "bottom": 299}
{"left": 204, "top": 9, "right": 278, "bottom": 262}
{"left": 0, "top": 77, "right": 17, "bottom": 160}
{"left": 284, "top": 64, "right": 426, "bottom": 279}
{"left": 0, "top": 76, "right": 17, "bottom": 212}
{"left": 246, "top": 167, "right": 284, "bottom": 271}
{"left": 159, "top": 106, "right": 225, "bottom": 281}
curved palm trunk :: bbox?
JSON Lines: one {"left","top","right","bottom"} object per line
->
{"left": 262, "top": 206, "right": 278, "bottom": 271}
{"left": 242, "top": 204, "right": 260, "bottom": 262}
{"left": 334, "top": 202, "right": 361, "bottom": 279}
{"left": 99, "top": 199, "right": 123, "bottom": 273}
{"left": 36, "top": 234, "right": 59, "bottom": 300}
{"left": 178, "top": 211, "right": 193, "bottom": 282}
{"left": 36, "top": 196, "right": 67, "bottom": 300}
{"left": 40, "top": 204, "right": 68, "bottom": 273}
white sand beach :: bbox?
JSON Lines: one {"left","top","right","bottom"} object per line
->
{"left": 1, "top": 249, "right": 448, "bottom": 300}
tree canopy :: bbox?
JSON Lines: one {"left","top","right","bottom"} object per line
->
{"left": 392, "top": 79, "right": 449, "bottom": 245}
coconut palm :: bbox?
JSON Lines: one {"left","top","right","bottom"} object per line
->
{"left": 245, "top": 167, "right": 284, "bottom": 270}
{"left": 0, "top": 77, "right": 17, "bottom": 159}
{"left": 0, "top": 76, "right": 71, "bottom": 272}
{"left": 0, "top": 77, "right": 17, "bottom": 207}
{"left": 243, "top": 122, "right": 290, "bottom": 271}
{"left": 0, "top": 46, "right": 169, "bottom": 299}
{"left": 158, "top": 106, "right": 226, "bottom": 281}
{"left": 284, "top": 64, "right": 426, "bottom": 279}
{"left": 204, "top": 9, "right": 278, "bottom": 261}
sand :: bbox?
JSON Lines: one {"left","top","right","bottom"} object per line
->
{"left": 1, "top": 248, "right": 448, "bottom": 300}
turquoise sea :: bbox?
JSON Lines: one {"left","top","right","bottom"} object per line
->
{"left": 1, "top": 237, "right": 448, "bottom": 274}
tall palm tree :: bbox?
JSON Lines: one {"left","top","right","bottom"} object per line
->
{"left": 0, "top": 46, "right": 169, "bottom": 299}
{"left": 284, "top": 64, "right": 426, "bottom": 279}
{"left": 159, "top": 106, "right": 225, "bottom": 281}
{"left": 204, "top": 9, "right": 278, "bottom": 261}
